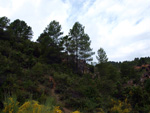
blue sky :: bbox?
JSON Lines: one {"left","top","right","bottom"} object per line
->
{"left": 0, "top": 0, "right": 150, "bottom": 62}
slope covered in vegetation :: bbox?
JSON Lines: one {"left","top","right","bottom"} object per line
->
{"left": 1, "top": 16, "right": 150, "bottom": 113}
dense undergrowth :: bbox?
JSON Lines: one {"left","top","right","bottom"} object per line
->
{"left": 2, "top": 97, "right": 80, "bottom": 113}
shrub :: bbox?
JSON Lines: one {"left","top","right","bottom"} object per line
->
{"left": 3, "top": 97, "right": 19, "bottom": 113}
{"left": 109, "top": 98, "right": 132, "bottom": 113}
{"left": 3, "top": 97, "right": 81, "bottom": 113}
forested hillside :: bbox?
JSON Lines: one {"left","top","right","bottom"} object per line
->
{"left": 1, "top": 16, "right": 150, "bottom": 113}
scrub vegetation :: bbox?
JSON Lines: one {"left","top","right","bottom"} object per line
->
{"left": 1, "top": 16, "right": 150, "bottom": 113}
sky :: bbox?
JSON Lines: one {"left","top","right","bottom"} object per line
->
{"left": 0, "top": 0, "right": 150, "bottom": 62}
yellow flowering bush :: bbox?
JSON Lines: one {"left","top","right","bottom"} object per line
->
{"left": 3, "top": 97, "right": 19, "bottom": 113}
{"left": 53, "top": 106, "right": 63, "bottom": 113}
{"left": 110, "top": 98, "right": 132, "bottom": 113}
{"left": 3, "top": 98, "right": 58, "bottom": 113}
{"left": 3, "top": 97, "right": 82, "bottom": 113}
{"left": 18, "top": 100, "right": 45, "bottom": 113}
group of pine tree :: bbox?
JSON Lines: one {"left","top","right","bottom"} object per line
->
{"left": 1, "top": 16, "right": 150, "bottom": 113}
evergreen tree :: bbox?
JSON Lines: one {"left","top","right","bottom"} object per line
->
{"left": 0, "top": 16, "right": 10, "bottom": 30}
{"left": 37, "top": 20, "right": 63, "bottom": 64}
{"left": 0, "top": 17, "right": 11, "bottom": 40}
{"left": 9, "top": 19, "right": 33, "bottom": 41}
{"left": 69, "top": 22, "right": 84, "bottom": 59}
{"left": 37, "top": 20, "right": 63, "bottom": 48}
{"left": 79, "top": 34, "right": 95, "bottom": 61}
{"left": 69, "top": 22, "right": 94, "bottom": 72}
{"left": 96, "top": 48, "right": 108, "bottom": 64}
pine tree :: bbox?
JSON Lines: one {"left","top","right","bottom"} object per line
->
{"left": 0, "top": 16, "right": 10, "bottom": 30}
{"left": 79, "top": 34, "right": 95, "bottom": 61}
{"left": 9, "top": 19, "right": 33, "bottom": 41}
{"left": 37, "top": 20, "right": 63, "bottom": 64}
{"left": 0, "top": 16, "right": 10, "bottom": 40}
{"left": 69, "top": 22, "right": 94, "bottom": 73}
{"left": 96, "top": 48, "right": 108, "bottom": 64}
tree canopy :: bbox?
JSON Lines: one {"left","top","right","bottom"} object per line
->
{"left": 68, "top": 22, "right": 94, "bottom": 72}
{"left": 0, "top": 16, "right": 10, "bottom": 30}
{"left": 37, "top": 20, "right": 63, "bottom": 47}
{"left": 96, "top": 47, "right": 108, "bottom": 64}
{"left": 9, "top": 19, "right": 33, "bottom": 41}
{"left": 37, "top": 20, "right": 64, "bottom": 64}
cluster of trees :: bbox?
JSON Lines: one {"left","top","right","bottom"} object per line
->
{"left": 0, "top": 16, "right": 97, "bottom": 112}
{"left": 37, "top": 21, "right": 95, "bottom": 73}
{"left": 1, "top": 16, "right": 150, "bottom": 113}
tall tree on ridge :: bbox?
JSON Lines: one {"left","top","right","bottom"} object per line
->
{"left": 69, "top": 22, "right": 94, "bottom": 73}
{"left": 37, "top": 20, "right": 63, "bottom": 48}
{"left": 79, "top": 33, "right": 95, "bottom": 61}
{"left": 37, "top": 20, "right": 63, "bottom": 64}
{"left": 96, "top": 47, "right": 108, "bottom": 64}
{"left": 9, "top": 19, "right": 33, "bottom": 41}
